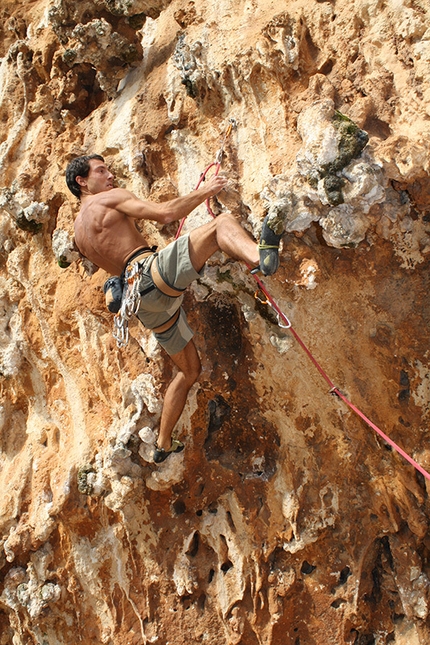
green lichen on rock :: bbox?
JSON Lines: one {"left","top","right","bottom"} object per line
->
{"left": 307, "top": 169, "right": 320, "bottom": 189}
{"left": 216, "top": 269, "right": 234, "bottom": 285}
{"left": 330, "top": 110, "right": 369, "bottom": 172}
{"left": 77, "top": 465, "right": 95, "bottom": 495}
{"left": 320, "top": 111, "right": 368, "bottom": 205}
{"left": 263, "top": 195, "right": 292, "bottom": 236}
{"left": 120, "top": 43, "right": 140, "bottom": 64}
{"left": 266, "top": 210, "right": 286, "bottom": 236}
{"left": 58, "top": 256, "right": 71, "bottom": 268}
{"left": 323, "top": 174, "right": 345, "bottom": 207}
{"left": 104, "top": 0, "right": 132, "bottom": 16}
{"left": 62, "top": 49, "right": 77, "bottom": 66}
{"left": 181, "top": 77, "right": 198, "bottom": 99}
{"left": 15, "top": 214, "right": 43, "bottom": 234}
{"left": 308, "top": 111, "right": 369, "bottom": 206}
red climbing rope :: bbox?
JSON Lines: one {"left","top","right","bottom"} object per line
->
{"left": 175, "top": 120, "right": 235, "bottom": 239}
{"left": 175, "top": 161, "right": 221, "bottom": 239}
{"left": 251, "top": 274, "right": 430, "bottom": 482}
{"left": 176, "top": 122, "right": 430, "bottom": 483}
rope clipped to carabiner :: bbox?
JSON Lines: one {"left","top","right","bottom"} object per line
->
{"left": 254, "top": 288, "right": 292, "bottom": 329}
{"left": 215, "top": 118, "right": 236, "bottom": 165}
{"left": 176, "top": 119, "right": 237, "bottom": 238}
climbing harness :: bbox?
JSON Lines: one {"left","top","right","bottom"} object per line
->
{"left": 112, "top": 248, "right": 185, "bottom": 348}
{"left": 113, "top": 248, "right": 155, "bottom": 348}
{"left": 151, "top": 308, "right": 181, "bottom": 334}
{"left": 150, "top": 256, "right": 185, "bottom": 297}
{"left": 176, "top": 119, "right": 430, "bottom": 483}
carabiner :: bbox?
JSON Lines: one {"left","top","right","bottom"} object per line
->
{"left": 254, "top": 289, "right": 269, "bottom": 305}
{"left": 276, "top": 311, "right": 292, "bottom": 329}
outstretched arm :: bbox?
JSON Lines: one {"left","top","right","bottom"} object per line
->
{"left": 105, "top": 175, "right": 228, "bottom": 224}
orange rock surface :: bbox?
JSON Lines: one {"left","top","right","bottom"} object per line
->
{"left": 1, "top": 1, "right": 430, "bottom": 644}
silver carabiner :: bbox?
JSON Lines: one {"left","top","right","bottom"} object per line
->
{"left": 276, "top": 311, "right": 292, "bottom": 329}
{"left": 113, "top": 312, "right": 129, "bottom": 347}
{"left": 214, "top": 148, "right": 223, "bottom": 165}
{"left": 115, "top": 324, "right": 128, "bottom": 348}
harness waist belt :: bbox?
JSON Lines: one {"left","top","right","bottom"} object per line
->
{"left": 150, "top": 308, "right": 181, "bottom": 334}
{"left": 125, "top": 248, "right": 155, "bottom": 273}
{"left": 125, "top": 250, "right": 184, "bottom": 298}
{"left": 150, "top": 256, "right": 185, "bottom": 298}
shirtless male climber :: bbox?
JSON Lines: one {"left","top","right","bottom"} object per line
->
{"left": 65, "top": 154, "right": 281, "bottom": 464}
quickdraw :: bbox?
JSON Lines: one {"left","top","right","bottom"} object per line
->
{"left": 113, "top": 261, "right": 143, "bottom": 348}
{"left": 175, "top": 119, "right": 237, "bottom": 238}
{"left": 254, "top": 287, "right": 292, "bottom": 330}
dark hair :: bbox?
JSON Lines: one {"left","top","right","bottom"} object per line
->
{"left": 65, "top": 154, "right": 105, "bottom": 198}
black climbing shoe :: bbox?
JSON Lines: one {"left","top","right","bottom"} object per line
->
{"left": 153, "top": 439, "right": 184, "bottom": 464}
{"left": 258, "top": 215, "right": 282, "bottom": 276}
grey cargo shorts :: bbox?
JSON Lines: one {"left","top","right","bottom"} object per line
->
{"left": 136, "top": 234, "right": 203, "bottom": 355}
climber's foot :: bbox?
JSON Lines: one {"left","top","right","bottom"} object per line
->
{"left": 153, "top": 438, "right": 184, "bottom": 464}
{"left": 258, "top": 215, "right": 282, "bottom": 276}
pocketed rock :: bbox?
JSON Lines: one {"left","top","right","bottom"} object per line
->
{"left": 261, "top": 99, "right": 386, "bottom": 247}
{"left": 1, "top": 1, "right": 430, "bottom": 644}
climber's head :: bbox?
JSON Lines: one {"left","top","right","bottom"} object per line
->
{"left": 66, "top": 154, "right": 112, "bottom": 198}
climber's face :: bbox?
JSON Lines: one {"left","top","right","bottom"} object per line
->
{"left": 77, "top": 159, "right": 114, "bottom": 195}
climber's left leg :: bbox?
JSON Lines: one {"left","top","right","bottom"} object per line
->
{"left": 154, "top": 338, "right": 201, "bottom": 458}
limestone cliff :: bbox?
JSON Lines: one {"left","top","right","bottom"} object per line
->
{"left": 1, "top": 1, "right": 430, "bottom": 644}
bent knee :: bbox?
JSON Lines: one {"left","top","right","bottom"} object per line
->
{"left": 182, "top": 358, "right": 201, "bottom": 386}
{"left": 215, "top": 212, "right": 235, "bottom": 225}
{"left": 188, "top": 360, "right": 202, "bottom": 384}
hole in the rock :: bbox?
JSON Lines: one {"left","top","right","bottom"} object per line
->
{"left": 186, "top": 532, "right": 199, "bottom": 558}
{"left": 339, "top": 565, "right": 351, "bottom": 585}
{"left": 198, "top": 593, "right": 206, "bottom": 611}
{"left": 300, "top": 561, "right": 316, "bottom": 575}
{"left": 226, "top": 510, "right": 236, "bottom": 532}
{"left": 331, "top": 598, "right": 346, "bottom": 608}
{"left": 221, "top": 560, "right": 233, "bottom": 573}
{"left": 173, "top": 500, "right": 186, "bottom": 515}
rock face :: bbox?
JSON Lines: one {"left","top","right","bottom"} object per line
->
{"left": 1, "top": 0, "right": 430, "bottom": 643}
